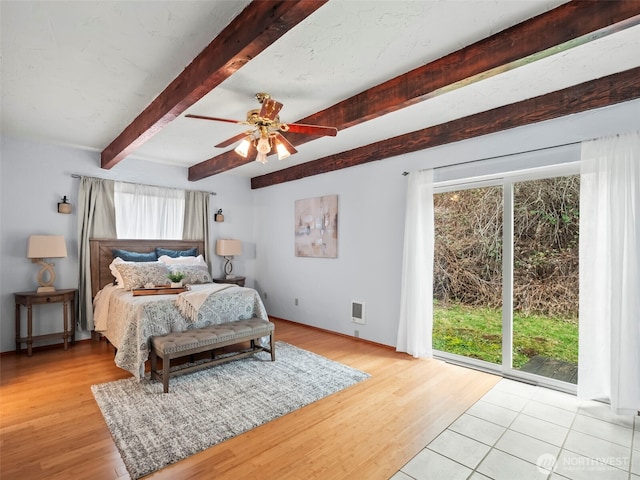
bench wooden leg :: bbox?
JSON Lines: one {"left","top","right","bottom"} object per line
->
{"left": 270, "top": 334, "right": 275, "bottom": 361}
{"left": 162, "top": 355, "right": 170, "bottom": 393}
{"left": 150, "top": 349, "right": 157, "bottom": 375}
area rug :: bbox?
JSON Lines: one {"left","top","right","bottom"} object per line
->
{"left": 91, "top": 341, "right": 369, "bottom": 479}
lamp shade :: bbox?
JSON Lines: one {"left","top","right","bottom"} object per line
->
{"left": 27, "top": 235, "right": 67, "bottom": 259}
{"left": 216, "top": 239, "right": 242, "bottom": 257}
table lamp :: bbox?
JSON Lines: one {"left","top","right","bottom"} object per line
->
{"left": 27, "top": 235, "right": 67, "bottom": 293}
{"left": 215, "top": 239, "right": 242, "bottom": 278}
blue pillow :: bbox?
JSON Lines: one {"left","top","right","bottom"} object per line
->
{"left": 156, "top": 247, "right": 198, "bottom": 258}
{"left": 112, "top": 249, "right": 157, "bottom": 262}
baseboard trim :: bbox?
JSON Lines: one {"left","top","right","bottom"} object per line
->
{"left": 269, "top": 316, "right": 395, "bottom": 351}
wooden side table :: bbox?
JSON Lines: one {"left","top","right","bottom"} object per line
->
{"left": 212, "top": 276, "right": 246, "bottom": 287}
{"left": 14, "top": 289, "right": 77, "bottom": 356}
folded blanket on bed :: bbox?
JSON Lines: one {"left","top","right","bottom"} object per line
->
{"left": 93, "top": 284, "right": 119, "bottom": 332}
{"left": 176, "top": 283, "right": 234, "bottom": 323}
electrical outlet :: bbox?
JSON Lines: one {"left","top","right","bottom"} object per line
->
{"left": 263, "top": 292, "right": 267, "bottom": 299}
{"left": 354, "top": 330, "right": 359, "bottom": 338}
{"left": 294, "top": 298, "right": 299, "bottom": 306}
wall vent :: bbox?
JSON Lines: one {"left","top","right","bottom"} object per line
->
{"left": 352, "top": 301, "right": 365, "bottom": 324}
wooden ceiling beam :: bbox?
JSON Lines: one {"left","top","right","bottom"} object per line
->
{"left": 251, "top": 67, "right": 640, "bottom": 189}
{"left": 189, "top": 0, "right": 640, "bottom": 181}
{"left": 100, "top": 0, "right": 329, "bottom": 170}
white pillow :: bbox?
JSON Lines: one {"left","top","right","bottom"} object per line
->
{"left": 109, "top": 257, "right": 126, "bottom": 288}
{"left": 158, "top": 254, "right": 207, "bottom": 266}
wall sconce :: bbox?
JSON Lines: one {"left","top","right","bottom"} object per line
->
{"left": 214, "top": 209, "right": 224, "bottom": 222}
{"left": 27, "top": 235, "right": 68, "bottom": 292}
{"left": 58, "top": 196, "right": 72, "bottom": 214}
{"left": 215, "top": 239, "right": 242, "bottom": 278}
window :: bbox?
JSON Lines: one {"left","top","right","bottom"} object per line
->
{"left": 114, "top": 182, "right": 185, "bottom": 239}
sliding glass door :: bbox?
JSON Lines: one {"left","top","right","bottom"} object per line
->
{"left": 433, "top": 184, "right": 504, "bottom": 369}
{"left": 432, "top": 170, "right": 580, "bottom": 389}
{"left": 511, "top": 176, "right": 579, "bottom": 384}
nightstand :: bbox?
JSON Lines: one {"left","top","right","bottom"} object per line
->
{"left": 212, "top": 276, "right": 246, "bottom": 287}
{"left": 14, "top": 289, "right": 77, "bottom": 356}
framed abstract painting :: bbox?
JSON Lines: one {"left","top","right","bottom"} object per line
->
{"left": 294, "top": 195, "right": 338, "bottom": 258}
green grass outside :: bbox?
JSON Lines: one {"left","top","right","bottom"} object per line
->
{"left": 433, "top": 303, "right": 578, "bottom": 369}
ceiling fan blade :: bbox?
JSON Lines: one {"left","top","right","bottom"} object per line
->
{"left": 283, "top": 123, "right": 338, "bottom": 137}
{"left": 185, "top": 114, "right": 244, "bottom": 125}
{"left": 259, "top": 98, "right": 283, "bottom": 121}
{"left": 274, "top": 132, "right": 298, "bottom": 155}
{"left": 215, "top": 131, "right": 251, "bottom": 148}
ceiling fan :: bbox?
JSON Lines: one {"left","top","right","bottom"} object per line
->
{"left": 185, "top": 93, "right": 338, "bottom": 164}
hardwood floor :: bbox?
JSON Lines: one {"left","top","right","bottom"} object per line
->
{"left": 0, "top": 319, "right": 499, "bottom": 479}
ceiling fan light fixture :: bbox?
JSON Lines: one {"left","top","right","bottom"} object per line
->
{"left": 234, "top": 137, "right": 252, "bottom": 157}
{"left": 256, "top": 151, "right": 268, "bottom": 164}
{"left": 275, "top": 139, "right": 291, "bottom": 160}
{"left": 188, "top": 93, "right": 336, "bottom": 166}
{"left": 256, "top": 135, "right": 271, "bottom": 155}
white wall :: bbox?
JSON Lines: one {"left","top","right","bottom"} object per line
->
{"left": 254, "top": 159, "right": 408, "bottom": 346}
{"left": 253, "top": 100, "right": 640, "bottom": 348}
{"left": 0, "top": 136, "right": 255, "bottom": 352}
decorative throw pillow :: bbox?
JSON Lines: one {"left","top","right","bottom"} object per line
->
{"left": 111, "top": 261, "right": 170, "bottom": 290}
{"left": 158, "top": 254, "right": 207, "bottom": 266}
{"left": 109, "top": 257, "right": 126, "bottom": 288}
{"left": 112, "top": 249, "right": 157, "bottom": 262}
{"left": 156, "top": 247, "right": 198, "bottom": 258}
{"left": 168, "top": 264, "right": 212, "bottom": 285}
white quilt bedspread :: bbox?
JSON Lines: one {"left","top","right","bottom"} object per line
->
{"left": 93, "top": 283, "right": 268, "bottom": 379}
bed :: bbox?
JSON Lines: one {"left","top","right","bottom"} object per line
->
{"left": 89, "top": 238, "right": 268, "bottom": 379}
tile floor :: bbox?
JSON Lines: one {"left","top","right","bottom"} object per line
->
{"left": 391, "top": 378, "right": 639, "bottom": 480}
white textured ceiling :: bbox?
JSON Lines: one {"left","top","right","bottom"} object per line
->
{"left": 1, "top": 1, "right": 639, "bottom": 180}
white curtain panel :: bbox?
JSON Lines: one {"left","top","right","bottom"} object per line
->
{"left": 114, "top": 182, "right": 185, "bottom": 239}
{"left": 396, "top": 169, "right": 434, "bottom": 358}
{"left": 578, "top": 130, "right": 640, "bottom": 415}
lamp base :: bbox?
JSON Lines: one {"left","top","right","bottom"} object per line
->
{"left": 223, "top": 257, "right": 235, "bottom": 278}
{"left": 35, "top": 260, "right": 57, "bottom": 293}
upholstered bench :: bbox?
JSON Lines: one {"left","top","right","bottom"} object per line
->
{"left": 150, "top": 318, "right": 275, "bottom": 393}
